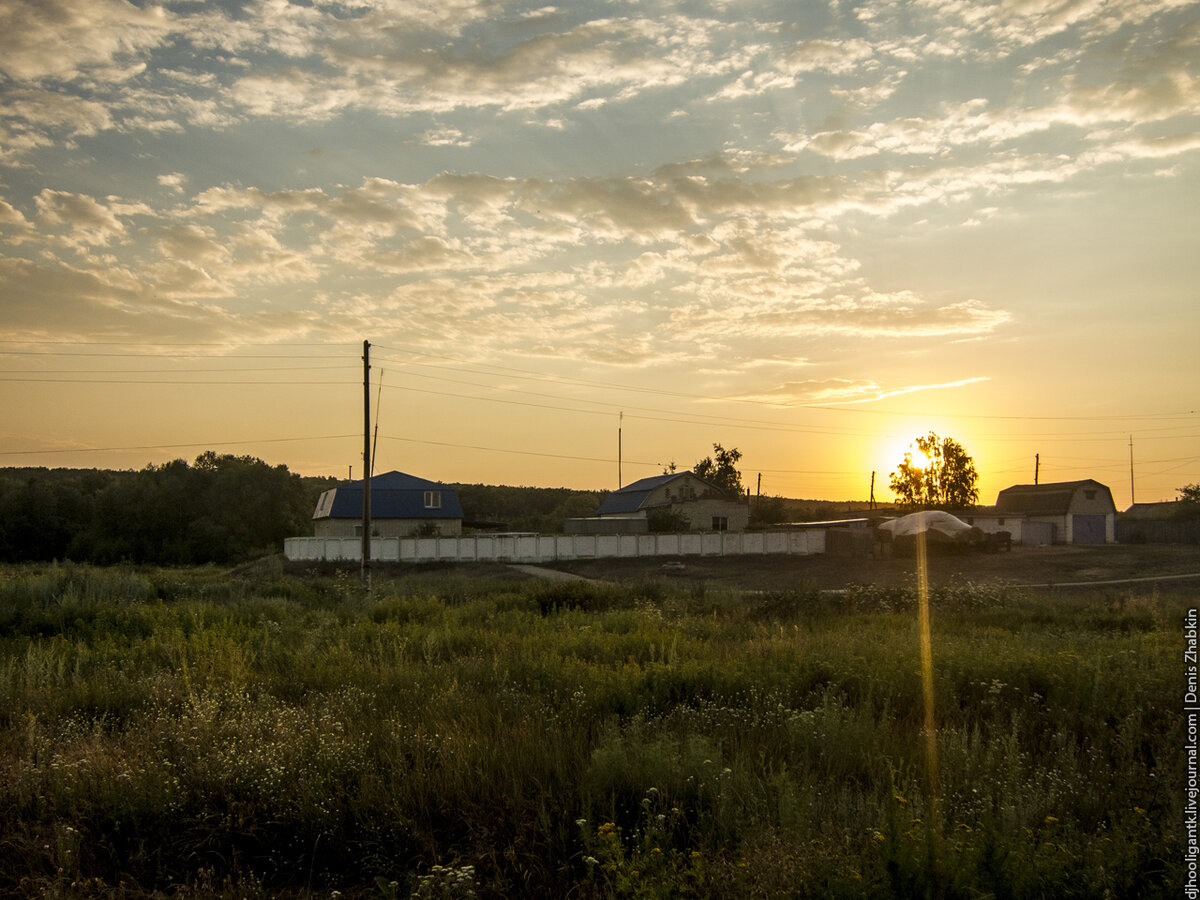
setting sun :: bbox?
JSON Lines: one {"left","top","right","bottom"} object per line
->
{"left": 0, "top": 1, "right": 1194, "bottom": 509}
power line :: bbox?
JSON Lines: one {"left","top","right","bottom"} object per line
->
{"left": 379, "top": 434, "right": 660, "bottom": 468}
{"left": 0, "top": 377, "right": 356, "bottom": 386}
{"left": 373, "top": 342, "right": 1197, "bottom": 423}
{"left": 0, "top": 365, "right": 357, "bottom": 375}
{"left": 0, "top": 434, "right": 358, "bottom": 457}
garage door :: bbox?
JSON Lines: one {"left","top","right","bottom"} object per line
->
{"left": 1072, "top": 514, "right": 1107, "bottom": 544}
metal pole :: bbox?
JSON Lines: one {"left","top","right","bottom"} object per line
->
{"left": 618, "top": 411, "right": 623, "bottom": 488}
{"left": 362, "top": 340, "right": 371, "bottom": 592}
{"left": 1129, "top": 436, "right": 1135, "bottom": 506}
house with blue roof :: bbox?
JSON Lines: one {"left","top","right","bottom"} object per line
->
{"left": 591, "top": 471, "right": 749, "bottom": 532}
{"left": 312, "top": 471, "right": 464, "bottom": 538}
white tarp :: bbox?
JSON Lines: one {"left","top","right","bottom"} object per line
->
{"left": 876, "top": 510, "right": 981, "bottom": 545}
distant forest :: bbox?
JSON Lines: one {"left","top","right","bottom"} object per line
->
{"left": 0, "top": 454, "right": 336, "bottom": 565}
{"left": 0, "top": 456, "right": 873, "bottom": 565}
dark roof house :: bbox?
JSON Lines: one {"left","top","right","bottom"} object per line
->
{"left": 995, "top": 479, "right": 1116, "bottom": 544}
{"left": 312, "top": 471, "right": 464, "bottom": 538}
{"left": 589, "top": 471, "right": 749, "bottom": 532}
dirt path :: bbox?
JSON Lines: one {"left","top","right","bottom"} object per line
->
{"left": 545, "top": 544, "right": 1200, "bottom": 592}
{"left": 507, "top": 564, "right": 601, "bottom": 583}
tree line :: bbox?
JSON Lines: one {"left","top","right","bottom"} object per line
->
{"left": 0, "top": 453, "right": 334, "bottom": 565}
{"left": 0, "top": 443, "right": 910, "bottom": 565}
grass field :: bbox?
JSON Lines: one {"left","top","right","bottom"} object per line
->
{"left": 0, "top": 560, "right": 1186, "bottom": 898}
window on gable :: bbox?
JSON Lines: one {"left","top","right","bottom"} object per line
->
{"left": 1084, "top": 490, "right": 1096, "bottom": 500}
{"left": 424, "top": 490, "right": 442, "bottom": 509}
{"left": 712, "top": 516, "right": 728, "bottom": 531}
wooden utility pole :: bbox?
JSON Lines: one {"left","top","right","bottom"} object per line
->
{"left": 362, "top": 340, "right": 372, "bottom": 593}
{"left": 1034, "top": 453, "right": 1039, "bottom": 485}
{"left": 618, "top": 412, "right": 623, "bottom": 488}
{"left": 869, "top": 471, "right": 876, "bottom": 510}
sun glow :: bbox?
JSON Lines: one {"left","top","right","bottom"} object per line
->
{"left": 908, "top": 448, "right": 932, "bottom": 471}
{"left": 880, "top": 432, "right": 933, "bottom": 480}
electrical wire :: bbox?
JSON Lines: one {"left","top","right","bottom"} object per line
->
{"left": 0, "top": 434, "right": 358, "bottom": 457}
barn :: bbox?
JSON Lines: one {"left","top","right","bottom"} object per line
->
{"left": 994, "top": 479, "right": 1116, "bottom": 544}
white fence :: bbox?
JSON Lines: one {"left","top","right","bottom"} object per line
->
{"left": 284, "top": 529, "right": 826, "bottom": 565}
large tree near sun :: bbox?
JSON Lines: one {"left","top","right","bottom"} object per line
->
{"left": 889, "top": 432, "right": 980, "bottom": 510}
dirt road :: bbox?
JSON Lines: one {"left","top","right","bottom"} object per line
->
{"left": 545, "top": 543, "right": 1200, "bottom": 592}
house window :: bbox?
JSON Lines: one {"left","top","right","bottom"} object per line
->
{"left": 354, "top": 525, "right": 363, "bottom": 537}
{"left": 1084, "top": 490, "right": 1096, "bottom": 500}
{"left": 712, "top": 516, "right": 728, "bottom": 531}
{"left": 424, "top": 490, "right": 442, "bottom": 509}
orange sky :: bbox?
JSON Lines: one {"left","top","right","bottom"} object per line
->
{"left": 1, "top": 0, "right": 1197, "bottom": 507}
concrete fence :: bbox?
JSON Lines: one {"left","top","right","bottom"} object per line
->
{"left": 284, "top": 529, "right": 826, "bottom": 565}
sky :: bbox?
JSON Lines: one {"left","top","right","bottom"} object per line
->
{"left": 1, "top": 0, "right": 1197, "bottom": 507}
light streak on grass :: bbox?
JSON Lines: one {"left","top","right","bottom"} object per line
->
{"left": 915, "top": 523, "right": 943, "bottom": 894}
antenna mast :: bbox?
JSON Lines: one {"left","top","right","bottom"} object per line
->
{"left": 371, "top": 369, "right": 384, "bottom": 478}
{"left": 1129, "top": 435, "right": 1135, "bottom": 506}
{"left": 618, "top": 411, "right": 623, "bottom": 488}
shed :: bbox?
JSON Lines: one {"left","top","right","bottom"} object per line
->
{"left": 312, "top": 471, "right": 464, "bottom": 538}
{"left": 994, "top": 479, "right": 1116, "bottom": 544}
{"left": 593, "top": 472, "right": 749, "bottom": 532}
{"left": 1117, "top": 501, "right": 1200, "bottom": 544}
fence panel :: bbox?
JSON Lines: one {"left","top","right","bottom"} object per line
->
{"left": 285, "top": 529, "right": 830, "bottom": 564}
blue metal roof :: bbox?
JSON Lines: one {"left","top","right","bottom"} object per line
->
{"left": 313, "top": 470, "right": 464, "bottom": 520}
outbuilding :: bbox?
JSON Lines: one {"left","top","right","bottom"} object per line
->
{"left": 994, "top": 479, "right": 1116, "bottom": 544}
{"left": 590, "top": 472, "right": 749, "bottom": 532}
{"left": 312, "top": 471, "right": 464, "bottom": 538}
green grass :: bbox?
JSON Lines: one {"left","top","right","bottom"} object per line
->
{"left": 0, "top": 562, "right": 1184, "bottom": 898}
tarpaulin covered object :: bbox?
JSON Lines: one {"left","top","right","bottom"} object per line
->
{"left": 876, "top": 511, "right": 984, "bottom": 548}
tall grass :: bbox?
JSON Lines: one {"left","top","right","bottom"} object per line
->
{"left": 0, "top": 563, "right": 1183, "bottom": 898}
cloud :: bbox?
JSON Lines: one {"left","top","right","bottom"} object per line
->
{"left": 780, "top": 38, "right": 877, "bottom": 76}
{"left": 158, "top": 173, "right": 188, "bottom": 194}
{"left": 0, "top": 154, "right": 1019, "bottom": 371}
{"left": 0, "top": 0, "right": 171, "bottom": 82}
{"left": 33, "top": 190, "right": 128, "bottom": 247}
{"left": 0, "top": 199, "right": 30, "bottom": 227}
{"left": 730, "top": 376, "right": 990, "bottom": 406}
{"left": 0, "top": 254, "right": 332, "bottom": 348}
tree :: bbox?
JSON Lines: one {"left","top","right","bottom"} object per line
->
{"left": 889, "top": 432, "right": 979, "bottom": 509}
{"left": 694, "top": 444, "right": 744, "bottom": 496}
{"left": 1179, "top": 483, "right": 1200, "bottom": 506}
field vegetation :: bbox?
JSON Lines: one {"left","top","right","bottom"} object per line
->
{"left": 0, "top": 562, "right": 1183, "bottom": 898}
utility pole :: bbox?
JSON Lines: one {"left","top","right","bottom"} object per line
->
{"left": 869, "top": 471, "right": 876, "bottom": 510}
{"left": 1034, "top": 453, "right": 1039, "bottom": 485}
{"left": 618, "top": 411, "right": 623, "bottom": 488}
{"left": 362, "top": 340, "right": 372, "bottom": 594}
